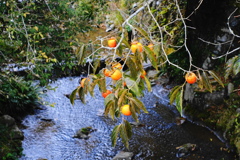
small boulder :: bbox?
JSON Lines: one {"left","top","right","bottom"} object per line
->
{"left": 130, "top": 122, "right": 145, "bottom": 127}
{"left": 0, "top": 115, "right": 16, "bottom": 127}
{"left": 73, "top": 127, "right": 96, "bottom": 140}
{"left": 176, "top": 143, "right": 196, "bottom": 158}
{"left": 112, "top": 151, "right": 134, "bottom": 160}
{"left": 11, "top": 125, "right": 24, "bottom": 140}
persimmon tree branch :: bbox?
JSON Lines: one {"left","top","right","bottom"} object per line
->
{"left": 175, "top": 0, "right": 193, "bottom": 71}
{"left": 200, "top": 8, "right": 240, "bottom": 60}
{"left": 147, "top": 1, "right": 188, "bottom": 73}
{"left": 84, "top": 0, "right": 155, "bottom": 68}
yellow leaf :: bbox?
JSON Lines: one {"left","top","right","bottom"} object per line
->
{"left": 51, "top": 58, "right": 57, "bottom": 63}
{"left": 166, "top": 48, "right": 176, "bottom": 55}
{"left": 23, "top": 12, "right": 30, "bottom": 18}
{"left": 34, "top": 26, "right": 38, "bottom": 31}
{"left": 39, "top": 32, "right": 44, "bottom": 39}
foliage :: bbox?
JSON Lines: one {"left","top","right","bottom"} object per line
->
{"left": 68, "top": 0, "right": 229, "bottom": 148}
{"left": 111, "top": 120, "right": 132, "bottom": 148}
{"left": 0, "top": 0, "right": 103, "bottom": 85}
{"left": 0, "top": 124, "right": 23, "bottom": 160}
{"left": 221, "top": 94, "right": 240, "bottom": 154}
{"left": 225, "top": 55, "right": 240, "bottom": 79}
{"left": 0, "top": 74, "right": 40, "bottom": 117}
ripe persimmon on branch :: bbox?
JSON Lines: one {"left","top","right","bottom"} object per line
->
{"left": 70, "top": 0, "right": 229, "bottom": 148}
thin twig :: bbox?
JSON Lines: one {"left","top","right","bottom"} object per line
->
{"left": 186, "top": 0, "right": 204, "bottom": 19}
{"left": 198, "top": 37, "right": 232, "bottom": 46}
{"left": 147, "top": 2, "right": 188, "bottom": 73}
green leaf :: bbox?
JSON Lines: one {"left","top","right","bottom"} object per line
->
{"left": 225, "top": 56, "right": 238, "bottom": 79}
{"left": 208, "top": 70, "right": 224, "bottom": 87}
{"left": 97, "top": 77, "right": 106, "bottom": 93}
{"left": 126, "top": 57, "right": 138, "bottom": 79}
{"left": 78, "top": 87, "right": 85, "bottom": 104}
{"left": 93, "top": 59, "right": 100, "bottom": 74}
{"left": 83, "top": 79, "right": 90, "bottom": 95}
{"left": 202, "top": 71, "right": 213, "bottom": 93}
{"left": 197, "top": 70, "right": 203, "bottom": 89}
{"left": 115, "top": 10, "right": 124, "bottom": 25}
{"left": 120, "top": 123, "right": 129, "bottom": 148}
{"left": 169, "top": 85, "right": 182, "bottom": 104}
{"left": 123, "top": 120, "right": 132, "bottom": 139}
{"left": 160, "top": 8, "right": 168, "bottom": 14}
{"left": 132, "top": 26, "right": 151, "bottom": 41}
{"left": 104, "top": 93, "right": 115, "bottom": 106}
{"left": 233, "top": 58, "right": 240, "bottom": 76}
{"left": 135, "top": 51, "right": 144, "bottom": 70}
{"left": 69, "top": 87, "right": 78, "bottom": 105}
{"left": 121, "top": 37, "right": 131, "bottom": 48}
{"left": 175, "top": 87, "right": 183, "bottom": 116}
{"left": 125, "top": 77, "right": 141, "bottom": 97}
{"left": 144, "top": 46, "right": 158, "bottom": 70}
{"left": 109, "top": 100, "right": 116, "bottom": 119}
{"left": 118, "top": 89, "right": 128, "bottom": 106}
{"left": 129, "top": 101, "right": 139, "bottom": 122}
{"left": 77, "top": 45, "right": 86, "bottom": 65}
{"left": 104, "top": 99, "right": 114, "bottom": 116}
{"left": 128, "top": 97, "right": 148, "bottom": 113}
{"left": 143, "top": 76, "right": 152, "bottom": 92}
{"left": 111, "top": 124, "right": 121, "bottom": 147}
{"left": 154, "top": 44, "right": 161, "bottom": 61}
{"left": 89, "top": 80, "right": 97, "bottom": 97}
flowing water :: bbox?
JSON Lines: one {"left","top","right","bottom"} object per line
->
{"left": 20, "top": 77, "right": 237, "bottom": 160}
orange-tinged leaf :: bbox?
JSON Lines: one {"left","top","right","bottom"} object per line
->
{"left": 165, "top": 47, "right": 176, "bottom": 55}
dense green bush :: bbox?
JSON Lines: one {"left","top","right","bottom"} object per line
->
{"left": 0, "top": 75, "right": 40, "bottom": 117}
{"left": 0, "top": 0, "right": 105, "bottom": 85}
{"left": 0, "top": 124, "right": 23, "bottom": 160}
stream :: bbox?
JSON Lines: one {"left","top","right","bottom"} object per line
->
{"left": 20, "top": 77, "right": 237, "bottom": 160}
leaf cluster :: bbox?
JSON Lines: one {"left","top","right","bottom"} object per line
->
{"left": 225, "top": 55, "right": 240, "bottom": 80}
{"left": 0, "top": 74, "right": 40, "bottom": 117}
{"left": 169, "top": 70, "right": 224, "bottom": 116}
{"left": 0, "top": 124, "right": 23, "bottom": 160}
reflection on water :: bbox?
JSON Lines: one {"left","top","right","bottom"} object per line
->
{"left": 20, "top": 77, "right": 237, "bottom": 160}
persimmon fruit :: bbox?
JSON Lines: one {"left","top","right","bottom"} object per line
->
{"left": 112, "top": 62, "right": 122, "bottom": 70}
{"left": 111, "top": 70, "right": 122, "bottom": 80}
{"left": 104, "top": 68, "right": 113, "bottom": 77}
{"left": 121, "top": 105, "right": 131, "bottom": 116}
{"left": 102, "top": 90, "right": 112, "bottom": 98}
{"left": 80, "top": 78, "right": 90, "bottom": 88}
{"left": 140, "top": 70, "right": 146, "bottom": 78}
{"left": 108, "top": 37, "right": 117, "bottom": 48}
{"left": 185, "top": 72, "right": 197, "bottom": 84}
{"left": 148, "top": 43, "right": 154, "bottom": 51}
{"left": 131, "top": 41, "right": 143, "bottom": 53}
{"left": 137, "top": 42, "right": 143, "bottom": 53}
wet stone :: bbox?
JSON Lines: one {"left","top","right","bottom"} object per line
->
{"left": 0, "top": 115, "right": 15, "bottom": 127}
{"left": 112, "top": 151, "right": 134, "bottom": 160}
{"left": 130, "top": 122, "right": 145, "bottom": 127}
{"left": 73, "top": 127, "right": 97, "bottom": 140}
{"left": 176, "top": 143, "right": 196, "bottom": 158}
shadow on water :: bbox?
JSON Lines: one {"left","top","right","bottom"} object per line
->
{"left": 20, "top": 77, "right": 238, "bottom": 160}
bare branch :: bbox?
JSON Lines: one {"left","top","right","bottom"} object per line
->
{"left": 227, "top": 8, "right": 240, "bottom": 38}
{"left": 147, "top": 2, "right": 188, "bottom": 73}
{"left": 198, "top": 37, "right": 232, "bottom": 46}
{"left": 186, "top": 0, "right": 204, "bottom": 19}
